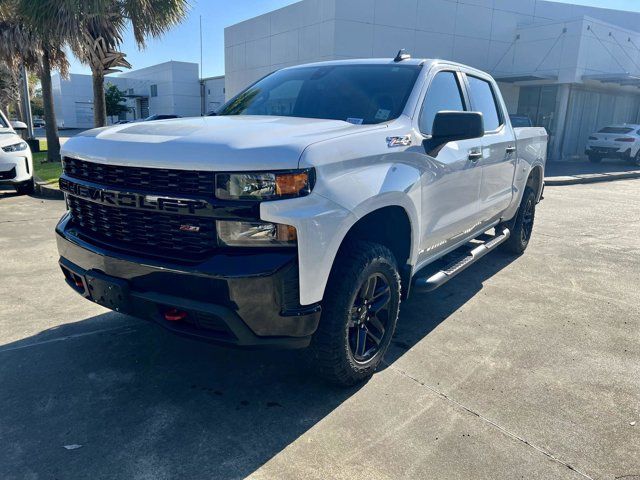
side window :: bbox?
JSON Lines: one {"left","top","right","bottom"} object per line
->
{"left": 466, "top": 76, "right": 502, "bottom": 132}
{"left": 419, "top": 72, "right": 465, "bottom": 135}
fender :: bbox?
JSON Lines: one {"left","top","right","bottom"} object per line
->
{"left": 263, "top": 146, "right": 424, "bottom": 306}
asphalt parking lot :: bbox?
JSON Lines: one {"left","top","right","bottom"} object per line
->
{"left": 0, "top": 180, "right": 638, "bottom": 480}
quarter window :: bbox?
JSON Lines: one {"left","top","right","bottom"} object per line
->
{"left": 466, "top": 76, "right": 502, "bottom": 132}
{"left": 419, "top": 72, "right": 465, "bottom": 135}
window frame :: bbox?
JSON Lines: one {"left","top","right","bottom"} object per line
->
{"left": 462, "top": 73, "right": 505, "bottom": 134}
{"left": 418, "top": 69, "right": 469, "bottom": 137}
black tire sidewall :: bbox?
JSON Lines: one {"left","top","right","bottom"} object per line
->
{"left": 513, "top": 187, "right": 536, "bottom": 251}
{"left": 312, "top": 241, "right": 401, "bottom": 385}
{"left": 342, "top": 256, "right": 400, "bottom": 371}
{"left": 14, "top": 180, "right": 34, "bottom": 195}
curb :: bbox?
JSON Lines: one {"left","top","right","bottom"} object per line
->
{"left": 545, "top": 170, "right": 640, "bottom": 186}
{"left": 34, "top": 178, "right": 64, "bottom": 200}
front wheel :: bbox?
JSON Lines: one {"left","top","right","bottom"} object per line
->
{"left": 499, "top": 186, "right": 537, "bottom": 255}
{"left": 310, "top": 241, "right": 401, "bottom": 386}
{"left": 588, "top": 154, "right": 602, "bottom": 164}
{"left": 14, "top": 180, "right": 34, "bottom": 195}
{"left": 631, "top": 151, "right": 640, "bottom": 167}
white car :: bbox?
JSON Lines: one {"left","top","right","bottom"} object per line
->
{"left": 0, "top": 110, "right": 34, "bottom": 195}
{"left": 585, "top": 124, "right": 640, "bottom": 166}
{"left": 56, "top": 56, "right": 547, "bottom": 385}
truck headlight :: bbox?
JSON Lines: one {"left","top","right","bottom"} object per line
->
{"left": 2, "top": 141, "right": 28, "bottom": 152}
{"left": 215, "top": 169, "right": 314, "bottom": 201}
{"left": 216, "top": 221, "right": 297, "bottom": 247}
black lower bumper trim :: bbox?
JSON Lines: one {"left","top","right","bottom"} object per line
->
{"left": 60, "top": 258, "right": 316, "bottom": 349}
{"left": 56, "top": 214, "right": 321, "bottom": 349}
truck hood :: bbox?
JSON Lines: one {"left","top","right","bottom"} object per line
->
{"left": 62, "top": 116, "right": 385, "bottom": 171}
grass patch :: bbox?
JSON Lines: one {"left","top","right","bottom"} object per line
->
{"left": 33, "top": 152, "right": 62, "bottom": 185}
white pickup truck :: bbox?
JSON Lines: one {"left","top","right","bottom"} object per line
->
{"left": 0, "top": 109, "right": 34, "bottom": 195}
{"left": 56, "top": 55, "right": 547, "bottom": 385}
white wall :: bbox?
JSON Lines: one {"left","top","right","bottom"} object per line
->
{"left": 203, "top": 76, "right": 226, "bottom": 113}
{"left": 53, "top": 61, "right": 203, "bottom": 128}
{"left": 224, "top": 0, "right": 640, "bottom": 97}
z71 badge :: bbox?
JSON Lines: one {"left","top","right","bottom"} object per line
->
{"left": 387, "top": 135, "right": 412, "bottom": 147}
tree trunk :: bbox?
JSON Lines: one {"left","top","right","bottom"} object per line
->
{"left": 92, "top": 70, "right": 106, "bottom": 127}
{"left": 40, "top": 49, "right": 61, "bottom": 163}
{"left": 15, "top": 95, "right": 24, "bottom": 122}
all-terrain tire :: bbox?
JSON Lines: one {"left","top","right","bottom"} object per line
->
{"left": 499, "top": 186, "right": 537, "bottom": 255}
{"left": 310, "top": 241, "right": 401, "bottom": 386}
{"left": 14, "top": 180, "right": 34, "bottom": 195}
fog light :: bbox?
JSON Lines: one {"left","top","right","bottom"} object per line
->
{"left": 216, "top": 221, "right": 297, "bottom": 247}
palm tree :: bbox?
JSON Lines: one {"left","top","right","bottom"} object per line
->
{"left": 0, "top": 61, "right": 20, "bottom": 114}
{"left": 0, "top": 2, "right": 67, "bottom": 162}
{"left": 26, "top": 0, "right": 189, "bottom": 128}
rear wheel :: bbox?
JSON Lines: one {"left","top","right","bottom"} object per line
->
{"left": 14, "top": 180, "right": 34, "bottom": 195}
{"left": 499, "top": 186, "right": 536, "bottom": 255}
{"left": 632, "top": 151, "right": 640, "bottom": 167}
{"left": 311, "top": 241, "right": 401, "bottom": 386}
{"left": 588, "top": 154, "right": 603, "bottom": 164}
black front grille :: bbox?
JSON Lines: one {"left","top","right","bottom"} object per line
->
{"left": 0, "top": 167, "right": 16, "bottom": 180}
{"left": 67, "top": 196, "right": 216, "bottom": 261}
{"left": 63, "top": 157, "right": 215, "bottom": 196}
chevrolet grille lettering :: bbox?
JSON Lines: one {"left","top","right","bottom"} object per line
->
{"left": 59, "top": 177, "right": 214, "bottom": 217}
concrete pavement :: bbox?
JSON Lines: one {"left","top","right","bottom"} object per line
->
{"left": 545, "top": 158, "right": 640, "bottom": 185}
{"left": 0, "top": 181, "right": 638, "bottom": 479}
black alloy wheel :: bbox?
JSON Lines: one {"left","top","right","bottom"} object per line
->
{"left": 347, "top": 273, "right": 391, "bottom": 363}
{"left": 520, "top": 194, "right": 535, "bottom": 244}
{"left": 311, "top": 241, "right": 401, "bottom": 386}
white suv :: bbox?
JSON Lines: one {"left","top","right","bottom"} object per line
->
{"left": 0, "top": 110, "right": 34, "bottom": 195}
{"left": 585, "top": 124, "right": 640, "bottom": 166}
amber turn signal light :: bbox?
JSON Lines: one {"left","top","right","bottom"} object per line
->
{"left": 275, "top": 172, "right": 310, "bottom": 196}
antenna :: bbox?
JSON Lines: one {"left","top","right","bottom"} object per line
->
{"left": 394, "top": 49, "right": 411, "bottom": 62}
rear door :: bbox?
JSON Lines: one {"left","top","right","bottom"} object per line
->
{"left": 416, "top": 68, "right": 483, "bottom": 263}
{"left": 463, "top": 73, "right": 517, "bottom": 222}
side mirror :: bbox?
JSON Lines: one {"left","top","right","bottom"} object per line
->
{"left": 11, "top": 121, "right": 28, "bottom": 131}
{"left": 423, "top": 111, "right": 484, "bottom": 156}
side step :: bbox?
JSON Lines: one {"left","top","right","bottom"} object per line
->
{"left": 413, "top": 228, "right": 510, "bottom": 293}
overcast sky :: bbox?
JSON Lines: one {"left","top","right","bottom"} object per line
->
{"left": 64, "top": 0, "right": 640, "bottom": 78}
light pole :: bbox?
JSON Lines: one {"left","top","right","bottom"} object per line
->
{"left": 20, "top": 63, "right": 34, "bottom": 139}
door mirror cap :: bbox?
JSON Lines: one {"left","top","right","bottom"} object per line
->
{"left": 11, "top": 121, "right": 28, "bottom": 131}
{"left": 424, "top": 111, "right": 485, "bottom": 157}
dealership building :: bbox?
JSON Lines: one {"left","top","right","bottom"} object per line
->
{"left": 224, "top": 0, "right": 640, "bottom": 160}
{"left": 52, "top": 61, "right": 225, "bottom": 128}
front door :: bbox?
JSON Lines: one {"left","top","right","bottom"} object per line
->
{"left": 416, "top": 70, "right": 484, "bottom": 264}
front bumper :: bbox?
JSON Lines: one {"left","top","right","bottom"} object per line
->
{"left": 56, "top": 214, "right": 320, "bottom": 349}
{"left": 585, "top": 145, "right": 633, "bottom": 159}
{"left": 0, "top": 152, "right": 33, "bottom": 184}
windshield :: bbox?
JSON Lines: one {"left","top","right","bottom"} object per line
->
{"left": 0, "top": 110, "right": 9, "bottom": 129}
{"left": 599, "top": 126, "right": 633, "bottom": 134}
{"left": 217, "top": 64, "right": 422, "bottom": 125}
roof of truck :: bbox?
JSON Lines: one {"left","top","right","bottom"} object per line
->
{"left": 278, "top": 57, "right": 493, "bottom": 79}
{"left": 279, "top": 58, "right": 434, "bottom": 68}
